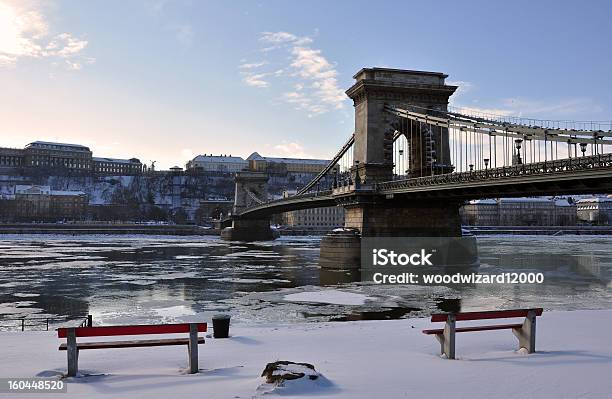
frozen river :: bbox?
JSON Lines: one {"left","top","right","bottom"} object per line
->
{"left": 0, "top": 234, "right": 610, "bottom": 329}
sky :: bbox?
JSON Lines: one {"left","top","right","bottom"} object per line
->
{"left": 1, "top": 0, "right": 611, "bottom": 169}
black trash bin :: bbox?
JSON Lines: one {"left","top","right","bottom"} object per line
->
{"left": 212, "top": 314, "right": 231, "bottom": 338}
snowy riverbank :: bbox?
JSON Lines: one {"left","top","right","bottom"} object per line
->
{"left": 1, "top": 310, "right": 611, "bottom": 398}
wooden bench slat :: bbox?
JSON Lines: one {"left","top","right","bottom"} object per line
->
{"left": 57, "top": 323, "right": 207, "bottom": 338}
{"left": 59, "top": 337, "right": 205, "bottom": 350}
{"left": 430, "top": 308, "right": 543, "bottom": 322}
{"left": 422, "top": 323, "right": 523, "bottom": 335}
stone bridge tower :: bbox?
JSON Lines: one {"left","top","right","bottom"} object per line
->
{"left": 320, "top": 68, "right": 469, "bottom": 269}
{"left": 221, "top": 171, "right": 277, "bottom": 241}
{"left": 339, "top": 68, "right": 461, "bottom": 237}
{"left": 231, "top": 171, "right": 269, "bottom": 215}
{"left": 346, "top": 68, "right": 457, "bottom": 182}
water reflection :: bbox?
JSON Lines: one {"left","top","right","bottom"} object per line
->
{"left": 0, "top": 234, "right": 609, "bottom": 329}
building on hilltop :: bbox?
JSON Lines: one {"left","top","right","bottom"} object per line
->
{"left": 23, "top": 141, "right": 93, "bottom": 170}
{"left": 93, "top": 157, "right": 144, "bottom": 175}
{"left": 0, "top": 147, "right": 25, "bottom": 168}
{"left": 247, "top": 152, "right": 334, "bottom": 174}
{"left": 186, "top": 154, "right": 248, "bottom": 173}
{"left": 0, "top": 141, "right": 143, "bottom": 175}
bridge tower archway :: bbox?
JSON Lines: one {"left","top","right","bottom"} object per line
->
{"left": 346, "top": 68, "right": 457, "bottom": 183}
{"left": 221, "top": 171, "right": 277, "bottom": 241}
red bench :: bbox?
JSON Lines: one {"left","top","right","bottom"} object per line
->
{"left": 422, "top": 308, "right": 543, "bottom": 359}
{"left": 57, "top": 323, "right": 207, "bottom": 377}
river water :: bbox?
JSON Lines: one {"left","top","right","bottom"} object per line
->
{"left": 0, "top": 234, "right": 610, "bottom": 329}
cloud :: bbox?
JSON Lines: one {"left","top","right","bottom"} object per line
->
{"left": 260, "top": 31, "right": 312, "bottom": 47}
{"left": 451, "top": 105, "right": 515, "bottom": 118}
{"left": 500, "top": 97, "right": 603, "bottom": 118}
{"left": 240, "top": 31, "right": 347, "bottom": 116}
{"left": 0, "top": 1, "right": 93, "bottom": 69}
{"left": 243, "top": 72, "right": 269, "bottom": 88}
{"left": 447, "top": 80, "right": 474, "bottom": 106}
{"left": 260, "top": 31, "right": 298, "bottom": 44}
{"left": 272, "top": 141, "right": 311, "bottom": 158}
{"left": 289, "top": 46, "right": 345, "bottom": 110}
{"left": 452, "top": 98, "right": 602, "bottom": 121}
{"left": 446, "top": 80, "right": 603, "bottom": 121}
{"left": 239, "top": 61, "right": 267, "bottom": 69}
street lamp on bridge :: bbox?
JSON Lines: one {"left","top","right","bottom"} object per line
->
{"left": 514, "top": 139, "right": 523, "bottom": 165}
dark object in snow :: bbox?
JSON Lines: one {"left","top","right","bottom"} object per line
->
{"left": 212, "top": 314, "right": 231, "bottom": 338}
{"left": 261, "top": 361, "right": 319, "bottom": 384}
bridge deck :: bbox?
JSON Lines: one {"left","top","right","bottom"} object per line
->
{"left": 235, "top": 154, "right": 612, "bottom": 218}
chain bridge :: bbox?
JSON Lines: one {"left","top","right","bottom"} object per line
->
{"left": 221, "top": 68, "right": 612, "bottom": 244}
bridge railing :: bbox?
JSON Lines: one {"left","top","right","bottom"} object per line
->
{"left": 296, "top": 134, "right": 354, "bottom": 196}
{"left": 377, "top": 153, "right": 612, "bottom": 192}
{"left": 236, "top": 189, "right": 334, "bottom": 216}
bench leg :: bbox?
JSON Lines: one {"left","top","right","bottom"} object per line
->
{"left": 66, "top": 328, "right": 79, "bottom": 377}
{"left": 435, "top": 315, "right": 456, "bottom": 359}
{"left": 188, "top": 323, "right": 199, "bottom": 374}
{"left": 512, "top": 310, "right": 536, "bottom": 353}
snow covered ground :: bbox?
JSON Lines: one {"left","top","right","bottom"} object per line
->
{"left": 1, "top": 309, "right": 611, "bottom": 398}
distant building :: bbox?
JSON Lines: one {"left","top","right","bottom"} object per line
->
{"left": 281, "top": 190, "right": 344, "bottom": 230}
{"left": 186, "top": 154, "right": 248, "bottom": 173}
{"left": 93, "top": 157, "right": 143, "bottom": 175}
{"left": 576, "top": 197, "right": 612, "bottom": 225}
{"left": 461, "top": 197, "right": 577, "bottom": 226}
{"left": 0, "top": 147, "right": 25, "bottom": 167}
{"left": 283, "top": 207, "right": 345, "bottom": 230}
{"left": 0, "top": 141, "right": 142, "bottom": 175}
{"left": 554, "top": 198, "right": 577, "bottom": 226}
{"left": 247, "top": 152, "right": 332, "bottom": 174}
{"left": 23, "top": 141, "right": 93, "bottom": 170}
{"left": 14, "top": 185, "right": 51, "bottom": 218}
{"left": 10, "top": 185, "right": 88, "bottom": 220}
{"left": 498, "top": 197, "right": 556, "bottom": 226}
{"left": 49, "top": 190, "right": 89, "bottom": 220}
{"left": 461, "top": 199, "right": 498, "bottom": 226}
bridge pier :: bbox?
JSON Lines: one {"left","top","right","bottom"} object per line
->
{"left": 319, "top": 197, "right": 464, "bottom": 269}
{"left": 220, "top": 217, "right": 278, "bottom": 241}
{"left": 344, "top": 199, "right": 462, "bottom": 237}
{"left": 321, "top": 68, "right": 467, "bottom": 270}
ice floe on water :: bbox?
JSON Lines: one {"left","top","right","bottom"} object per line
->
{"left": 12, "top": 293, "right": 40, "bottom": 298}
{"left": 155, "top": 305, "right": 196, "bottom": 319}
{"left": 209, "top": 277, "right": 292, "bottom": 284}
{"left": 284, "top": 290, "right": 374, "bottom": 306}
